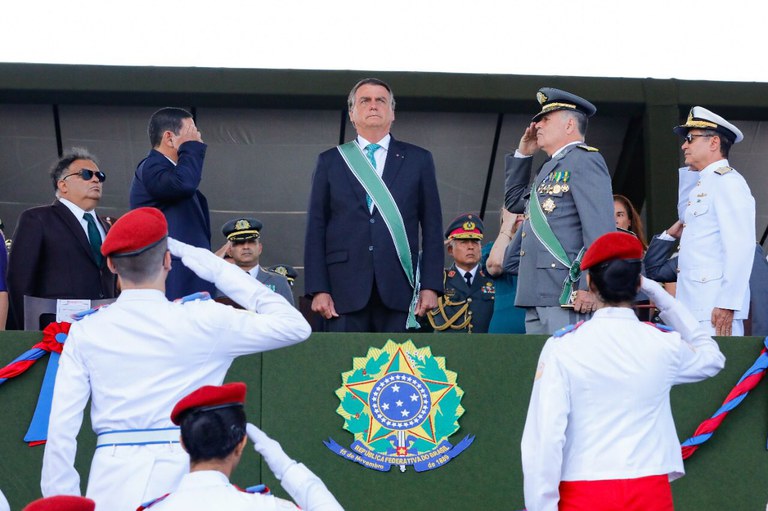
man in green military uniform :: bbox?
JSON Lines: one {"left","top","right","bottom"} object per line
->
{"left": 427, "top": 213, "right": 495, "bottom": 333}
{"left": 219, "top": 218, "right": 294, "bottom": 305}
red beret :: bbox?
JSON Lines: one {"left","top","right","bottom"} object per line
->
{"left": 580, "top": 232, "right": 643, "bottom": 271}
{"left": 23, "top": 496, "right": 95, "bottom": 511}
{"left": 171, "top": 382, "right": 247, "bottom": 425}
{"left": 101, "top": 207, "right": 168, "bottom": 257}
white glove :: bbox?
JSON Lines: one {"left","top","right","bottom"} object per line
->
{"left": 246, "top": 423, "right": 296, "bottom": 480}
{"left": 640, "top": 276, "right": 675, "bottom": 312}
{"left": 167, "top": 237, "right": 223, "bottom": 283}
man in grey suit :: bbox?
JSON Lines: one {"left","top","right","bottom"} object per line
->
{"left": 503, "top": 88, "right": 615, "bottom": 334}
{"left": 219, "top": 218, "right": 294, "bottom": 305}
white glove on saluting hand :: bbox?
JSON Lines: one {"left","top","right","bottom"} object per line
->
{"left": 167, "top": 237, "right": 224, "bottom": 283}
{"left": 246, "top": 423, "right": 296, "bottom": 480}
{"left": 639, "top": 276, "right": 675, "bottom": 312}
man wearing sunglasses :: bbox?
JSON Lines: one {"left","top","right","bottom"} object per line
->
{"left": 6, "top": 148, "right": 117, "bottom": 329}
{"left": 670, "top": 107, "right": 755, "bottom": 336}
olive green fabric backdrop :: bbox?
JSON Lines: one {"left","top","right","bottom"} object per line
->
{"left": 1, "top": 332, "right": 766, "bottom": 510}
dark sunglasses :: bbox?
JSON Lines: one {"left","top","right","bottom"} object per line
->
{"left": 61, "top": 169, "right": 106, "bottom": 183}
{"left": 683, "top": 133, "right": 714, "bottom": 144}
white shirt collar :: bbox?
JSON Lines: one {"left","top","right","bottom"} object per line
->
{"left": 356, "top": 134, "right": 391, "bottom": 151}
{"left": 58, "top": 197, "right": 95, "bottom": 217}
{"left": 699, "top": 158, "right": 729, "bottom": 177}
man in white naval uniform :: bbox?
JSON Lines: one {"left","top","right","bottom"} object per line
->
{"left": 41, "top": 207, "right": 311, "bottom": 511}
{"left": 673, "top": 106, "right": 755, "bottom": 336}
{"left": 139, "top": 382, "right": 342, "bottom": 511}
{"left": 521, "top": 232, "right": 724, "bottom": 511}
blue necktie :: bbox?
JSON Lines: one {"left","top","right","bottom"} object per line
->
{"left": 364, "top": 143, "right": 381, "bottom": 211}
{"left": 83, "top": 214, "right": 103, "bottom": 267}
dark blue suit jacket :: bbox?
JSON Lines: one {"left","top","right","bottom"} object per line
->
{"left": 304, "top": 137, "right": 443, "bottom": 314}
{"left": 129, "top": 141, "right": 214, "bottom": 299}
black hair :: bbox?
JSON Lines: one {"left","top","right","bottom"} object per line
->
{"left": 588, "top": 259, "right": 641, "bottom": 305}
{"left": 180, "top": 405, "right": 247, "bottom": 463}
{"left": 148, "top": 107, "right": 193, "bottom": 148}
{"left": 50, "top": 147, "right": 99, "bottom": 191}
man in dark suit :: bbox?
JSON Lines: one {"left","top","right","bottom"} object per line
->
{"left": 130, "top": 107, "right": 214, "bottom": 300}
{"left": 7, "top": 148, "right": 117, "bottom": 329}
{"left": 219, "top": 217, "right": 294, "bottom": 305}
{"left": 502, "top": 88, "right": 615, "bottom": 334}
{"left": 304, "top": 78, "right": 443, "bottom": 332}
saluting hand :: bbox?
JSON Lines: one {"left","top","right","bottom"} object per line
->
{"left": 517, "top": 122, "right": 539, "bottom": 156}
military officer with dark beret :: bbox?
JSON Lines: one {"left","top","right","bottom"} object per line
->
{"left": 427, "top": 213, "right": 495, "bottom": 333}
{"left": 503, "top": 87, "right": 615, "bottom": 334}
{"left": 221, "top": 218, "right": 294, "bottom": 306}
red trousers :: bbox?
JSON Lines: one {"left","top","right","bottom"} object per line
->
{"left": 559, "top": 474, "right": 674, "bottom": 511}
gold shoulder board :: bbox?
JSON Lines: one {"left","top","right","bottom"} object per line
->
{"left": 577, "top": 144, "right": 600, "bottom": 152}
{"left": 714, "top": 166, "right": 733, "bottom": 175}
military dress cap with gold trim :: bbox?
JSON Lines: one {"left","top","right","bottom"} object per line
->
{"left": 222, "top": 217, "right": 262, "bottom": 242}
{"left": 445, "top": 213, "right": 484, "bottom": 240}
{"left": 267, "top": 264, "right": 298, "bottom": 286}
{"left": 673, "top": 106, "right": 744, "bottom": 144}
{"left": 532, "top": 87, "right": 597, "bottom": 121}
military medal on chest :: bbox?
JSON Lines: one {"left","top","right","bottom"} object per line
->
{"left": 542, "top": 197, "right": 556, "bottom": 213}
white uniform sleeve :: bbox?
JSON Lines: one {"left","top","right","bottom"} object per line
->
{"left": 280, "top": 463, "right": 344, "bottom": 511}
{"left": 0, "top": 488, "right": 10, "bottom": 511}
{"left": 641, "top": 277, "right": 725, "bottom": 383}
{"left": 714, "top": 177, "right": 755, "bottom": 312}
{"left": 521, "top": 339, "right": 569, "bottom": 511}
{"left": 41, "top": 328, "right": 91, "bottom": 497}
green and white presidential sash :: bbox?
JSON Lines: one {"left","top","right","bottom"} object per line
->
{"left": 528, "top": 183, "right": 585, "bottom": 306}
{"left": 337, "top": 142, "right": 421, "bottom": 328}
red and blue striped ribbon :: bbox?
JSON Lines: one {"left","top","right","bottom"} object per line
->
{"left": 681, "top": 336, "right": 768, "bottom": 459}
{"left": 0, "top": 322, "right": 70, "bottom": 445}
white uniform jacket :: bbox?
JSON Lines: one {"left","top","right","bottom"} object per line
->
{"left": 677, "top": 159, "right": 755, "bottom": 321}
{"left": 145, "top": 467, "right": 343, "bottom": 511}
{"left": 521, "top": 302, "right": 724, "bottom": 511}
{"left": 41, "top": 271, "right": 311, "bottom": 511}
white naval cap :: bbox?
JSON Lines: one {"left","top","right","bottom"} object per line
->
{"left": 673, "top": 106, "right": 744, "bottom": 144}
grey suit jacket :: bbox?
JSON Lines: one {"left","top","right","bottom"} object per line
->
{"left": 255, "top": 268, "right": 295, "bottom": 306}
{"left": 502, "top": 144, "right": 615, "bottom": 307}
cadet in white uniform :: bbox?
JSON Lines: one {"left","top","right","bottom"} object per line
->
{"left": 41, "top": 207, "right": 311, "bottom": 511}
{"left": 521, "top": 232, "right": 724, "bottom": 511}
{"left": 673, "top": 106, "right": 755, "bottom": 336}
{"left": 140, "top": 382, "right": 343, "bottom": 511}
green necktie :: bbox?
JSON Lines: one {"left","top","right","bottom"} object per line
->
{"left": 83, "top": 213, "right": 103, "bottom": 266}
{"left": 364, "top": 143, "right": 381, "bottom": 210}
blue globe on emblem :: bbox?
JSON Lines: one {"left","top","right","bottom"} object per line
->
{"left": 368, "top": 372, "right": 431, "bottom": 431}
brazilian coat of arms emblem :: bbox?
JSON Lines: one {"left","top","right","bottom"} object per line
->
{"left": 324, "top": 340, "right": 474, "bottom": 472}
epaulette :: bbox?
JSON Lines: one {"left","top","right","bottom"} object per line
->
{"left": 643, "top": 321, "right": 675, "bottom": 333}
{"left": 714, "top": 166, "right": 733, "bottom": 175}
{"left": 174, "top": 291, "right": 212, "bottom": 304}
{"left": 137, "top": 493, "right": 170, "bottom": 510}
{"left": 245, "top": 483, "right": 271, "bottom": 495}
{"left": 577, "top": 144, "right": 600, "bottom": 152}
{"left": 553, "top": 320, "right": 585, "bottom": 337}
{"left": 71, "top": 304, "right": 111, "bottom": 321}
